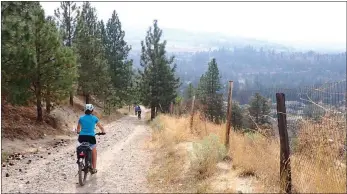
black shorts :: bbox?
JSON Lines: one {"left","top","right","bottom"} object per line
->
{"left": 78, "top": 135, "right": 96, "bottom": 145}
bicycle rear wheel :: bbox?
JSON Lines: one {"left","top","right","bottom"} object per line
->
{"left": 78, "top": 158, "right": 88, "bottom": 186}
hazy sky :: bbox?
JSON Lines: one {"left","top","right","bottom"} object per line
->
{"left": 40, "top": 1, "right": 346, "bottom": 48}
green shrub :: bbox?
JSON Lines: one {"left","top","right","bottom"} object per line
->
{"left": 190, "top": 133, "right": 227, "bottom": 179}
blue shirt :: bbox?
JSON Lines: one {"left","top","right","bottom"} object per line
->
{"left": 135, "top": 106, "right": 141, "bottom": 111}
{"left": 79, "top": 114, "right": 99, "bottom": 136}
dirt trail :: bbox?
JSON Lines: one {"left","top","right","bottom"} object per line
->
{"left": 1, "top": 110, "right": 152, "bottom": 193}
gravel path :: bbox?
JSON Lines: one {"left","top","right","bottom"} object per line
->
{"left": 1, "top": 113, "right": 152, "bottom": 193}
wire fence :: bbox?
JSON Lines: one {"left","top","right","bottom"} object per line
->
{"left": 171, "top": 80, "right": 346, "bottom": 192}
{"left": 231, "top": 80, "right": 346, "bottom": 155}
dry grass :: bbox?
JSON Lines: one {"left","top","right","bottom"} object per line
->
{"left": 150, "top": 114, "right": 194, "bottom": 147}
{"left": 148, "top": 114, "right": 233, "bottom": 192}
{"left": 290, "top": 114, "right": 346, "bottom": 193}
{"left": 148, "top": 112, "right": 346, "bottom": 193}
{"left": 147, "top": 116, "right": 196, "bottom": 192}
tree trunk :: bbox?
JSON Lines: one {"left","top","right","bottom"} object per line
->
{"left": 35, "top": 39, "right": 43, "bottom": 122}
{"left": 67, "top": 31, "right": 74, "bottom": 106}
{"left": 103, "top": 99, "right": 107, "bottom": 114}
{"left": 69, "top": 90, "right": 73, "bottom": 106}
{"left": 151, "top": 103, "right": 155, "bottom": 120}
{"left": 36, "top": 85, "right": 43, "bottom": 122}
{"left": 85, "top": 93, "right": 90, "bottom": 104}
{"left": 37, "top": 97, "right": 43, "bottom": 122}
{"left": 46, "top": 88, "right": 51, "bottom": 114}
{"left": 108, "top": 102, "right": 111, "bottom": 115}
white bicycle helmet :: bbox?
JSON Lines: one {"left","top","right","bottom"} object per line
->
{"left": 85, "top": 104, "right": 94, "bottom": 112}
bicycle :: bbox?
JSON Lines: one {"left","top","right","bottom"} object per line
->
{"left": 76, "top": 132, "right": 105, "bottom": 186}
{"left": 138, "top": 111, "right": 141, "bottom": 120}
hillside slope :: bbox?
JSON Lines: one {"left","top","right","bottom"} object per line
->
{"left": 1, "top": 96, "right": 124, "bottom": 159}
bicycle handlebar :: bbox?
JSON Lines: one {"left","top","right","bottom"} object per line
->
{"left": 76, "top": 132, "right": 106, "bottom": 135}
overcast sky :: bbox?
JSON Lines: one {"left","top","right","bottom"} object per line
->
{"left": 40, "top": 1, "right": 346, "bottom": 49}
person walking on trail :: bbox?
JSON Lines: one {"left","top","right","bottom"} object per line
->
{"left": 76, "top": 104, "right": 105, "bottom": 174}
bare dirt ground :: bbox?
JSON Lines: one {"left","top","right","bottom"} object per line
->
{"left": 1, "top": 109, "right": 152, "bottom": 193}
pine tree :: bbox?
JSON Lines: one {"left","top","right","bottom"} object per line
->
{"left": 54, "top": 1, "right": 79, "bottom": 106}
{"left": 96, "top": 19, "right": 113, "bottom": 114}
{"left": 248, "top": 93, "right": 271, "bottom": 127}
{"left": 231, "top": 102, "right": 244, "bottom": 130}
{"left": 104, "top": 10, "right": 133, "bottom": 108}
{"left": 75, "top": 2, "right": 110, "bottom": 104}
{"left": 2, "top": 3, "right": 78, "bottom": 121}
{"left": 184, "top": 83, "right": 195, "bottom": 100}
{"left": 139, "top": 20, "right": 180, "bottom": 120}
{"left": 1, "top": 2, "right": 39, "bottom": 105}
{"left": 33, "top": 10, "right": 79, "bottom": 121}
{"left": 43, "top": 44, "right": 78, "bottom": 114}
{"left": 196, "top": 75, "right": 207, "bottom": 101}
{"left": 197, "top": 58, "right": 224, "bottom": 123}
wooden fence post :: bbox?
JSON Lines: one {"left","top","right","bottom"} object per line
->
{"left": 190, "top": 95, "right": 196, "bottom": 133}
{"left": 180, "top": 100, "right": 183, "bottom": 115}
{"left": 276, "top": 93, "right": 292, "bottom": 194}
{"left": 170, "top": 101, "right": 174, "bottom": 115}
{"left": 225, "top": 81, "right": 233, "bottom": 148}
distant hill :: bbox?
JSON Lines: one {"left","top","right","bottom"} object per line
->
{"left": 125, "top": 27, "right": 346, "bottom": 94}
{"left": 125, "top": 27, "right": 296, "bottom": 53}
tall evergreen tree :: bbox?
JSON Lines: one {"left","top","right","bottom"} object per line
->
{"left": 1, "top": 2, "right": 39, "bottom": 105}
{"left": 54, "top": 1, "right": 79, "bottom": 106}
{"left": 2, "top": 3, "right": 78, "bottom": 121}
{"left": 139, "top": 20, "right": 180, "bottom": 120}
{"left": 197, "top": 58, "right": 224, "bottom": 123}
{"left": 75, "top": 2, "right": 110, "bottom": 104}
{"left": 33, "top": 10, "right": 79, "bottom": 121}
{"left": 248, "top": 93, "right": 271, "bottom": 127}
{"left": 105, "top": 10, "right": 133, "bottom": 108}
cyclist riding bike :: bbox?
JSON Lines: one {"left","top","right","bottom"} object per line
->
{"left": 76, "top": 104, "right": 105, "bottom": 174}
{"left": 135, "top": 105, "right": 141, "bottom": 115}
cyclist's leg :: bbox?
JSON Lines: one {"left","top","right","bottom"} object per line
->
{"left": 90, "top": 144, "right": 97, "bottom": 169}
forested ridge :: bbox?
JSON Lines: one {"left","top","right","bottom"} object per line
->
{"left": 131, "top": 46, "right": 346, "bottom": 93}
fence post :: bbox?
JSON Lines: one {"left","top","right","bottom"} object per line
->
{"left": 180, "top": 100, "right": 183, "bottom": 115}
{"left": 276, "top": 93, "right": 292, "bottom": 194}
{"left": 170, "top": 101, "right": 174, "bottom": 115}
{"left": 225, "top": 81, "right": 233, "bottom": 148}
{"left": 190, "top": 95, "right": 196, "bottom": 133}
